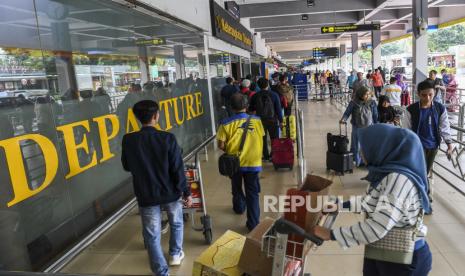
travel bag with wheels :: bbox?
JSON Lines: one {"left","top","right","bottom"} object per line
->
{"left": 327, "top": 122, "right": 349, "bottom": 154}
{"left": 326, "top": 150, "right": 354, "bottom": 175}
{"left": 271, "top": 119, "right": 294, "bottom": 170}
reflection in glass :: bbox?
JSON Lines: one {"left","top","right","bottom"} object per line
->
{"left": 0, "top": 0, "right": 213, "bottom": 271}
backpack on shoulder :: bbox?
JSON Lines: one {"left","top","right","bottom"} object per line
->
{"left": 353, "top": 101, "right": 373, "bottom": 128}
{"left": 255, "top": 92, "right": 275, "bottom": 120}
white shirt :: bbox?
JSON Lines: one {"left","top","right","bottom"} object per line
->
{"left": 332, "top": 173, "right": 425, "bottom": 249}
{"left": 381, "top": 84, "right": 402, "bottom": 106}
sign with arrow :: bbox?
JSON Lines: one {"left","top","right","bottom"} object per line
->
{"left": 135, "top": 38, "right": 167, "bottom": 46}
{"left": 321, "top": 24, "right": 381, "bottom": 34}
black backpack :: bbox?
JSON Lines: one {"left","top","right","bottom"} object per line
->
{"left": 255, "top": 92, "right": 275, "bottom": 120}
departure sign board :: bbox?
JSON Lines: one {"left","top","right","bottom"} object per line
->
{"left": 321, "top": 24, "right": 381, "bottom": 34}
{"left": 313, "top": 47, "right": 339, "bottom": 59}
{"left": 135, "top": 38, "right": 166, "bottom": 46}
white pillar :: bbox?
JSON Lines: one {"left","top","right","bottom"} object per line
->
{"left": 351, "top": 34, "right": 360, "bottom": 72}
{"left": 412, "top": 0, "right": 429, "bottom": 86}
{"left": 174, "top": 45, "right": 186, "bottom": 80}
{"left": 340, "top": 44, "right": 347, "bottom": 73}
{"left": 203, "top": 35, "right": 216, "bottom": 134}
{"left": 138, "top": 46, "right": 149, "bottom": 83}
{"left": 372, "top": 25, "right": 382, "bottom": 70}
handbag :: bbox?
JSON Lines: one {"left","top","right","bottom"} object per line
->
{"left": 364, "top": 210, "right": 424, "bottom": 264}
{"left": 218, "top": 116, "right": 252, "bottom": 177}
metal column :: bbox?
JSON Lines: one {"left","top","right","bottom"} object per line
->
{"left": 412, "top": 0, "right": 429, "bottom": 86}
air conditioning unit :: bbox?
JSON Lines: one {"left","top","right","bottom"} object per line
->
{"left": 307, "top": 0, "right": 315, "bottom": 7}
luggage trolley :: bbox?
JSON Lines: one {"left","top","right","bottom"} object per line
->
{"left": 183, "top": 151, "right": 213, "bottom": 244}
{"left": 262, "top": 212, "right": 338, "bottom": 276}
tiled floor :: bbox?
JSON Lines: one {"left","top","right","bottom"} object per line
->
{"left": 61, "top": 100, "right": 465, "bottom": 275}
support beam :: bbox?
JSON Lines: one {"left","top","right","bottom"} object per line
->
{"left": 412, "top": 0, "right": 429, "bottom": 86}
{"left": 174, "top": 45, "right": 185, "bottom": 80}
{"left": 240, "top": 0, "right": 376, "bottom": 18}
{"left": 261, "top": 29, "right": 323, "bottom": 39}
{"left": 372, "top": 24, "right": 381, "bottom": 70}
{"left": 340, "top": 44, "right": 348, "bottom": 73}
{"left": 265, "top": 34, "right": 338, "bottom": 43}
{"left": 250, "top": 12, "right": 358, "bottom": 29}
{"left": 352, "top": 33, "right": 360, "bottom": 72}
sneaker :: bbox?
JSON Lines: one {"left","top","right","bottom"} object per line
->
{"left": 169, "top": 251, "right": 185, "bottom": 266}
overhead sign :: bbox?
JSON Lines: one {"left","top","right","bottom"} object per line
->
{"left": 313, "top": 47, "right": 339, "bottom": 59}
{"left": 302, "top": 59, "right": 317, "bottom": 66}
{"left": 135, "top": 38, "right": 166, "bottom": 46}
{"left": 225, "top": 1, "right": 240, "bottom": 20}
{"left": 210, "top": 0, "right": 253, "bottom": 52}
{"left": 321, "top": 24, "right": 381, "bottom": 34}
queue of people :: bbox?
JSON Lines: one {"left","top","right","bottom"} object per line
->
{"left": 339, "top": 74, "right": 453, "bottom": 214}
{"left": 116, "top": 67, "right": 460, "bottom": 276}
{"left": 295, "top": 66, "right": 457, "bottom": 276}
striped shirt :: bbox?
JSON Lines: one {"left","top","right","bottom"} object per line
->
{"left": 332, "top": 173, "right": 426, "bottom": 248}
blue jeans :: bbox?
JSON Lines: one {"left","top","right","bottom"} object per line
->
{"left": 140, "top": 200, "right": 183, "bottom": 276}
{"left": 350, "top": 125, "right": 362, "bottom": 166}
{"left": 231, "top": 171, "right": 261, "bottom": 230}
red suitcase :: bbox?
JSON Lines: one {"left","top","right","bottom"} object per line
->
{"left": 271, "top": 138, "right": 294, "bottom": 170}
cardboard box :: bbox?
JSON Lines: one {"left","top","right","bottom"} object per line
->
{"left": 238, "top": 218, "right": 275, "bottom": 276}
{"left": 192, "top": 230, "right": 245, "bottom": 276}
{"left": 284, "top": 174, "right": 332, "bottom": 257}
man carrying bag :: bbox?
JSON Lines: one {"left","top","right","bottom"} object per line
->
{"left": 217, "top": 93, "right": 264, "bottom": 231}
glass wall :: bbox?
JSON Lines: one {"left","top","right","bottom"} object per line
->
{"left": 0, "top": 0, "right": 212, "bottom": 271}
{"left": 209, "top": 50, "right": 232, "bottom": 125}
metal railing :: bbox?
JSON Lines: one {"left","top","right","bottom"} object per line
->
{"left": 327, "top": 82, "right": 465, "bottom": 197}
{"left": 293, "top": 89, "right": 307, "bottom": 186}
{"left": 433, "top": 123, "right": 465, "bottom": 197}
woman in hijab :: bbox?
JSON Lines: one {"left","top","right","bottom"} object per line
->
{"left": 313, "top": 124, "right": 432, "bottom": 275}
{"left": 378, "top": 95, "right": 400, "bottom": 125}
{"left": 396, "top": 73, "right": 410, "bottom": 106}
{"left": 341, "top": 86, "right": 378, "bottom": 166}
{"left": 446, "top": 74, "right": 458, "bottom": 112}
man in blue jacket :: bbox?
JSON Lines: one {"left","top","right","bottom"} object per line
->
{"left": 407, "top": 80, "right": 453, "bottom": 208}
{"left": 121, "top": 100, "right": 192, "bottom": 276}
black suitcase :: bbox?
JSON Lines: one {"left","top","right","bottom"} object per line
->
{"left": 327, "top": 123, "right": 349, "bottom": 154}
{"left": 326, "top": 151, "right": 354, "bottom": 175}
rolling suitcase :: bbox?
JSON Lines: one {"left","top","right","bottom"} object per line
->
{"left": 327, "top": 122, "right": 349, "bottom": 154}
{"left": 326, "top": 151, "right": 354, "bottom": 175}
{"left": 272, "top": 120, "right": 294, "bottom": 170}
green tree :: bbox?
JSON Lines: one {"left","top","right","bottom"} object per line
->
{"left": 428, "top": 23, "right": 465, "bottom": 52}
{"left": 381, "top": 42, "right": 404, "bottom": 56}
